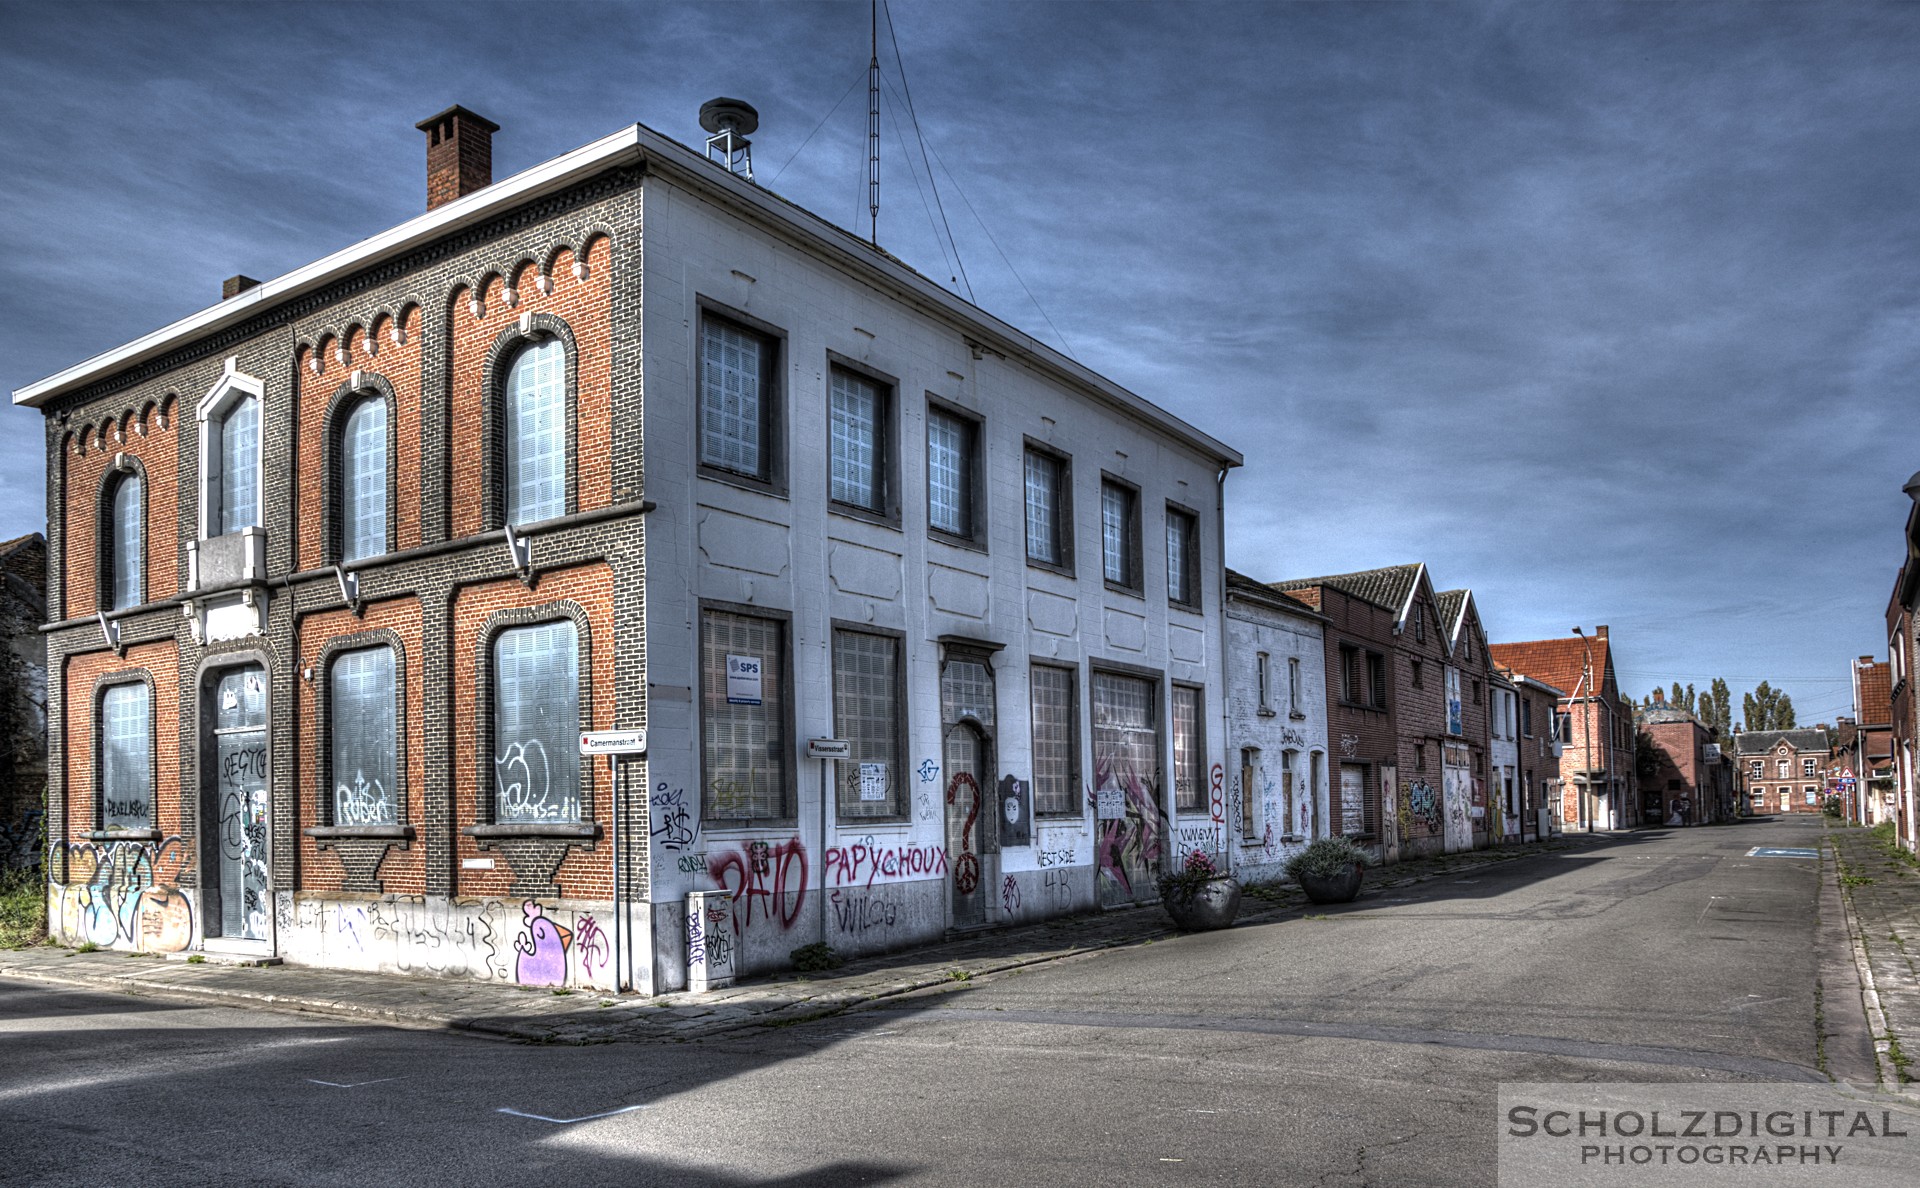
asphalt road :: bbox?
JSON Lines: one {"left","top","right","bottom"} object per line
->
{"left": 0, "top": 817, "right": 1840, "bottom": 1187}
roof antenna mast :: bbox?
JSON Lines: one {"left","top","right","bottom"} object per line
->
{"left": 868, "top": 0, "right": 881, "bottom": 245}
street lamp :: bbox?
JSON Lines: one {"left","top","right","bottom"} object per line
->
{"left": 1573, "top": 627, "right": 1597, "bottom": 833}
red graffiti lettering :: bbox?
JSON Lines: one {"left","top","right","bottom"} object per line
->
{"left": 1209, "top": 763, "right": 1226, "bottom": 824}
{"left": 823, "top": 842, "right": 950, "bottom": 889}
{"left": 706, "top": 836, "right": 809, "bottom": 930}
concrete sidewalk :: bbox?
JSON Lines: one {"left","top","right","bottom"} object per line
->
{"left": 1830, "top": 823, "right": 1920, "bottom": 1085}
{"left": 0, "top": 836, "right": 1603, "bottom": 1044}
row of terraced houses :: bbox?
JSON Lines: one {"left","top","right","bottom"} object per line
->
{"left": 19, "top": 104, "right": 1674, "bottom": 993}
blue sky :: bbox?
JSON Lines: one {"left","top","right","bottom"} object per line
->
{"left": 3, "top": 1, "right": 1915, "bottom": 724}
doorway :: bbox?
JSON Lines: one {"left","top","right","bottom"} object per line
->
{"left": 939, "top": 649, "right": 996, "bottom": 930}
{"left": 205, "top": 664, "right": 269, "bottom": 940}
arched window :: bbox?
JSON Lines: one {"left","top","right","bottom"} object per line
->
{"left": 504, "top": 339, "right": 565, "bottom": 526}
{"left": 339, "top": 396, "right": 388, "bottom": 561}
{"left": 215, "top": 393, "right": 260, "bottom": 535}
{"left": 106, "top": 471, "right": 143, "bottom": 610}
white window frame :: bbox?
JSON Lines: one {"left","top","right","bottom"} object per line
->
{"left": 195, "top": 362, "right": 266, "bottom": 540}
{"left": 1256, "top": 652, "right": 1271, "bottom": 714}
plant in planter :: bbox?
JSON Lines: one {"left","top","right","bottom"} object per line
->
{"left": 1157, "top": 850, "right": 1241, "bottom": 931}
{"left": 1285, "top": 837, "right": 1369, "bottom": 905}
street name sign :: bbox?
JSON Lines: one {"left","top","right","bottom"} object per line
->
{"left": 806, "top": 738, "right": 852, "bottom": 760}
{"left": 579, "top": 729, "right": 647, "bottom": 756}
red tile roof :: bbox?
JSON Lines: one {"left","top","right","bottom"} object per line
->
{"left": 1489, "top": 634, "right": 1611, "bottom": 699}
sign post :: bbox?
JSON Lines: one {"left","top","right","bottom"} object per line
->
{"left": 806, "top": 739, "right": 851, "bottom": 943}
{"left": 581, "top": 730, "right": 647, "bottom": 993}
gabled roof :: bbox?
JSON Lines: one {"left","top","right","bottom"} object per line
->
{"left": 12, "top": 121, "right": 1240, "bottom": 467}
{"left": 1732, "top": 729, "right": 1832, "bottom": 756}
{"left": 1225, "top": 567, "right": 1328, "bottom": 621}
{"left": 1272, "top": 563, "right": 1424, "bottom": 621}
{"left": 1489, "top": 634, "right": 1612, "bottom": 700}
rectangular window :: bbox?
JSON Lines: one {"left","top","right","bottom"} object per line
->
{"left": 1256, "top": 652, "right": 1271, "bottom": 713}
{"left": 1310, "top": 751, "right": 1325, "bottom": 836}
{"left": 1023, "top": 446, "right": 1070, "bottom": 569}
{"left": 1367, "top": 652, "right": 1387, "bottom": 708}
{"left": 1165, "top": 506, "right": 1198, "bottom": 606}
{"left": 926, "top": 406, "right": 979, "bottom": 541}
{"left": 702, "top": 609, "right": 789, "bottom": 821}
{"left": 1777, "top": 759, "right": 1789, "bottom": 778}
{"left": 699, "top": 315, "right": 777, "bottom": 482}
{"left": 1030, "top": 665, "right": 1078, "bottom": 816}
{"left": 218, "top": 396, "right": 260, "bottom": 535}
{"left": 1522, "top": 697, "right": 1533, "bottom": 737}
{"left": 1411, "top": 659, "right": 1424, "bottom": 689}
{"left": 1802, "top": 758, "right": 1816, "bottom": 777}
{"left": 494, "top": 621, "right": 580, "bottom": 823}
{"left": 1339, "top": 645, "right": 1360, "bottom": 704}
{"left": 1240, "top": 748, "right": 1258, "bottom": 838}
{"left": 1750, "top": 760, "right": 1763, "bottom": 777}
{"left": 829, "top": 366, "right": 888, "bottom": 514}
{"left": 1172, "top": 685, "right": 1203, "bottom": 812}
{"left": 100, "top": 681, "right": 151, "bottom": 831}
{"left": 1288, "top": 656, "right": 1302, "bottom": 712}
{"left": 832, "top": 629, "right": 902, "bottom": 820}
{"left": 1100, "top": 478, "right": 1140, "bottom": 590}
{"left": 331, "top": 646, "right": 397, "bottom": 826}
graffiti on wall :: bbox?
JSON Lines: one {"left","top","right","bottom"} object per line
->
{"left": 367, "top": 896, "right": 504, "bottom": 980}
{"left": 1208, "top": 763, "right": 1226, "bottom": 824}
{"left": 707, "top": 836, "right": 809, "bottom": 931}
{"left": 947, "top": 771, "right": 981, "bottom": 895}
{"left": 824, "top": 839, "right": 949, "bottom": 889}
{"left": 1093, "top": 760, "right": 1167, "bottom": 902}
{"left": 650, "top": 783, "right": 698, "bottom": 851}
{"left": 1405, "top": 780, "right": 1441, "bottom": 833}
{"left": 496, "top": 739, "right": 577, "bottom": 821}
{"left": 1001, "top": 874, "right": 1021, "bottom": 916}
{"left": 828, "top": 887, "right": 899, "bottom": 936}
{"left": 56, "top": 835, "right": 193, "bottom": 952}
{"left": 513, "top": 901, "right": 574, "bottom": 986}
{"left": 335, "top": 773, "right": 390, "bottom": 828}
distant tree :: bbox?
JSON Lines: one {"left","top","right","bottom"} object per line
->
{"left": 1684, "top": 683, "right": 1696, "bottom": 714}
{"left": 1742, "top": 681, "right": 1797, "bottom": 731}
{"left": 1707, "top": 678, "right": 1733, "bottom": 736}
{"left": 1671, "top": 682, "right": 1684, "bottom": 709}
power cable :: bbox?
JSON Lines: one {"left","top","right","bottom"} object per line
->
{"left": 881, "top": 0, "right": 973, "bottom": 301}
{"left": 767, "top": 69, "right": 869, "bottom": 186}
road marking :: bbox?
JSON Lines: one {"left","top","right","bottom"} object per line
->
{"left": 497, "top": 1104, "right": 650, "bottom": 1125}
{"left": 1746, "top": 847, "right": 1818, "bottom": 858}
{"left": 307, "top": 1077, "right": 402, "bottom": 1089}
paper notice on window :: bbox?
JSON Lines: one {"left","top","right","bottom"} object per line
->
{"left": 859, "top": 763, "right": 887, "bottom": 802}
{"left": 1096, "top": 779, "right": 1126, "bottom": 820}
{"left": 221, "top": 688, "right": 238, "bottom": 710}
{"left": 725, "top": 655, "right": 763, "bottom": 706}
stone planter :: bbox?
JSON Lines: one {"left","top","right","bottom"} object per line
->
{"left": 1162, "top": 876, "right": 1242, "bottom": 931}
{"left": 1297, "top": 862, "right": 1364, "bottom": 905}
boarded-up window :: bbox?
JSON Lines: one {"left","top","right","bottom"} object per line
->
{"left": 833, "top": 629, "right": 901, "bottom": 820}
{"left": 702, "top": 610, "right": 788, "bottom": 821}
{"left": 1339, "top": 763, "right": 1369, "bottom": 836}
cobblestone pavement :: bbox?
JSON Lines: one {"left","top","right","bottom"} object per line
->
{"left": 0, "top": 834, "right": 1608, "bottom": 1044}
{"left": 1830, "top": 823, "right": 1920, "bottom": 1085}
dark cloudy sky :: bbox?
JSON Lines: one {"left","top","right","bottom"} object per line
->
{"left": 3, "top": 1, "right": 1915, "bottom": 724}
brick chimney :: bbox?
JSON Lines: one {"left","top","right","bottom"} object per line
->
{"left": 415, "top": 106, "right": 499, "bottom": 211}
{"left": 221, "top": 275, "right": 260, "bottom": 300}
{"left": 1594, "top": 625, "right": 1609, "bottom": 640}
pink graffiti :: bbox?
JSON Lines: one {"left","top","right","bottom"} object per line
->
{"left": 824, "top": 842, "right": 949, "bottom": 889}
{"left": 1209, "top": 763, "right": 1226, "bottom": 824}
{"left": 707, "top": 836, "right": 809, "bottom": 930}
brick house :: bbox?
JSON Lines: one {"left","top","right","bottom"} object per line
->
{"left": 1490, "top": 626, "right": 1640, "bottom": 831}
{"left": 17, "top": 105, "right": 1241, "bottom": 991}
{"left": 1635, "top": 692, "right": 1729, "bottom": 825}
{"left": 1844, "top": 657, "right": 1895, "bottom": 826}
{"left": 1734, "top": 729, "right": 1832, "bottom": 815}
{"left": 1271, "top": 563, "right": 1494, "bottom": 861}
{"left": 1222, "top": 570, "right": 1330, "bottom": 883}
{"left": 1438, "top": 588, "right": 1507, "bottom": 847}
{"left": 1889, "top": 560, "right": 1916, "bottom": 851}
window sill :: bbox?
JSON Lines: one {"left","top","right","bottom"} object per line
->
{"left": 697, "top": 466, "right": 786, "bottom": 501}
{"left": 86, "top": 829, "right": 160, "bottom": 843}
{"left": 1168, "top": 599, "right": 1203, "bottom": 616}
{"left": 829, "top": 502, "right": 902, "bottom": 532}
{"left": 1103, "top": 580, "right": 1145, "bottom": 601}
{"left": 1025, "top": 557, "right": 1075, "bottom": 581}
{"left": 1289, "top": 711, "right": 1307, "bottom": 721}
{"left": 1257, "top": 708, "right": 1277, "bottom": 718}
{"left": 464, "top": 823, "right": 602, "bottom": 840}
{"left": 305, "top": 825, "right": 414, "bottom": 841}
{"left": 928, "top": 528, "right": 988, "bottom": 555}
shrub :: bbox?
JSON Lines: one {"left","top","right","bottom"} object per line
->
{"left": 0, "top": 868, "right": 45, "bottom": 950}
{"left": 1157, "top": 849, "right": 1224, "bottom": 903}
{"left": 789, "top": 942, "right": 843, "bottom": 972}
{"left": 1286, "top": 836, "right": 1369, "bottom": 882}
